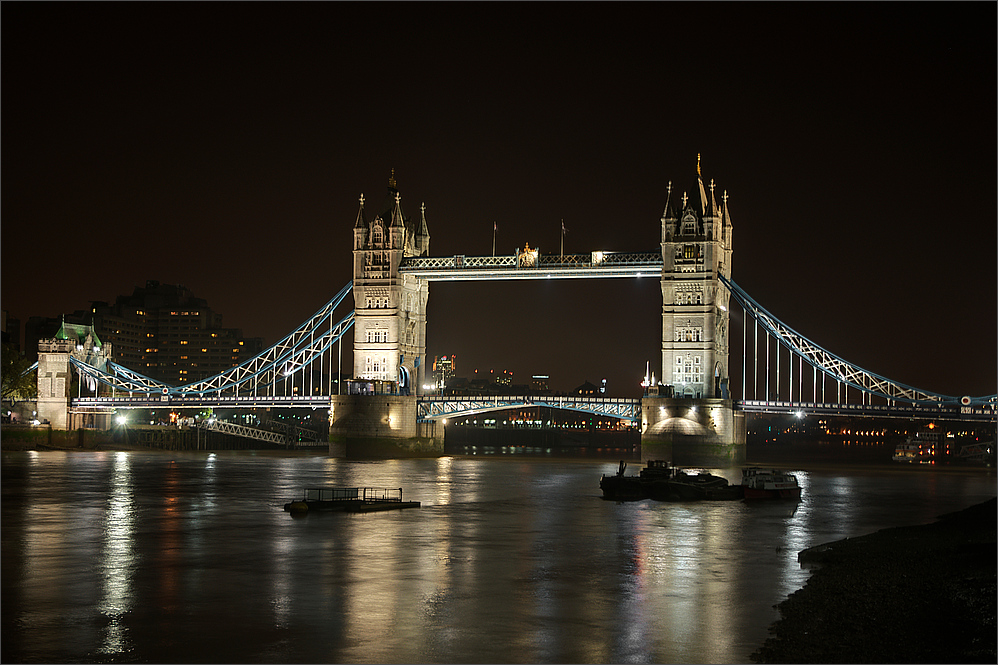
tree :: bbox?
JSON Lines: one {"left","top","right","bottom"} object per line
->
{"left": 2, "top": 343, "right": 37, "bottom": 401}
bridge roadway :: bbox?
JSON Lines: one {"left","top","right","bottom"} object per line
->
{"left": 71, "top": 395, "right": 996, "bottom": 422}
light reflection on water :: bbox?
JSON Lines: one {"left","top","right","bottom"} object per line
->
{"left": 98, "top": 452, "right": 135, "bottom": 657}
{"left": 1, "top": 451, "right": 994, "bottom": 663}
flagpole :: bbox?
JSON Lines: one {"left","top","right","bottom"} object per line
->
{"left": 492, "top": 221, "right": 496, "bottom": 257}
{"left": 560, "top": 219, "right": 564, "bottom": 258}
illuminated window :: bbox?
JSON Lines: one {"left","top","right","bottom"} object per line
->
{"left": 180, "top": 340, "right": 188, "bottom": 345}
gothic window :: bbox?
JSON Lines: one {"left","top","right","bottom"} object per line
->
{"left": 372, "top": 224, "right": 383, "bottom": 246}
{"left": 682, "top": 215, "right": 696, "bottom": 235}
{"left": 674, "top": 353, "right": 703, "bottom": 385}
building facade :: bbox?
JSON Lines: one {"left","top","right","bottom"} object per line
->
{"left": 351, "top": 173, "right": 431, "bottom": 394}
{"left": 659, "top": 160, "right": 733, "bottom": 398}
{"left": 88, "top": 281, "right": 263, "bottom": 385}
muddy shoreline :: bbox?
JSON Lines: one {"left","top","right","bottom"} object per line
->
{"left": 752, "top": 497, "right": 997, "bottom": 663}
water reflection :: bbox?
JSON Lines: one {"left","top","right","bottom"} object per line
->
{"left": 2, "top": 452, "right": 994, "bottom": 664}
{"left": 98, "top": 452, "right": 135, "bottom": 658}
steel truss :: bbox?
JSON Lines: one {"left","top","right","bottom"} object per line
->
{"left": 417, "top": 395, "right": 641, "bottom": 423}
{"left": 720, "top": 274, "right": 996, "bottom": 407}
{"left": 69, "top": 282, "right": 355, "bottom": 397}
{"left": 400, "top": 251, "right": 663, "bottom": 280}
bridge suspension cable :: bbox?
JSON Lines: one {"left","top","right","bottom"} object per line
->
{"left": 720, "top": 274, "right": 995, "bottom": 407}
{"left": 70, "top": 282, "right": 356, "bottom": 398}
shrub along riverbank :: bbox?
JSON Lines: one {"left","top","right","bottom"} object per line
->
{"left": 752, "top": 497, "right": 997, "bottom": 663}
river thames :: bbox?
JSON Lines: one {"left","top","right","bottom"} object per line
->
{"left": 2, "top": 450, "right": 994, "bottom": 663}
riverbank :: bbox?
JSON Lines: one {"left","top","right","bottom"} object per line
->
{"left": 751, "top": 497, "right": 997, "bottom": 663}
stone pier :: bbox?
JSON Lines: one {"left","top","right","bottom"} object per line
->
{"left": 640, "top": 397, "right": 746, "bottom": 467}
{"left": 328, "top": 395, "right": 443, "bottom": 458}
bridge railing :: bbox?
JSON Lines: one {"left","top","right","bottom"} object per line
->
{"left": 400, "top": 251, "right": 662, "bottom": 272}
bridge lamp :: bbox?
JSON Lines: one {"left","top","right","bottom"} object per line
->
{"left": 795, "top": 410, "right": 805, "bottom": 419}
{"left": 116, "top": 415, "right": 127, "bottom": 426}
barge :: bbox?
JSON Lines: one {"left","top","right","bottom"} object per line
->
{"left": 600, "top": 460, "right": 744, "bottom": 502}
{"left": 284, "top": 487, "right": 420, "bottom": 513}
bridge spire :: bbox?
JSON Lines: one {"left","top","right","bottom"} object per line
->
{"left": 354, "top": 193, "right": 366, "bottom": 229}
{"left": 415, "top": 201, "right": 430, "bottom": 255}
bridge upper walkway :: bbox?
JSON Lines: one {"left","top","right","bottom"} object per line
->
{"left": 399, "top": 251, "right": 662, "bottom": 280}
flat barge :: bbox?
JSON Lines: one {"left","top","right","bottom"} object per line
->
{"left": 284, "top": 487, "right": 420, "bottom": 513}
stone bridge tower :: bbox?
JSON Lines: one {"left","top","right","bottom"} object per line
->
{"left": 659, "top": 157, "right": 733, "bottom": 398}
{"left": 351, "top": 172, "right": 431, "bottom": 394}
{"left": 643, "top": 157, "right": 743, "bottom": 466}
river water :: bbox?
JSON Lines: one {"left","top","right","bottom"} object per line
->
{"left": 2, "top": 450, "right": 994, "bottom": 663}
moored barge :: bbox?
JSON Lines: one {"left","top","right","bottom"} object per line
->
{"left": 600, "top": 460, "right": 744, "bottom": 501}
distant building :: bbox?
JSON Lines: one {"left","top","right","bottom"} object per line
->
{"left": 91, "top": 281, "right": 264, "bottom": 384}
{"left": 27, "top": 281, "right": 263, "bottom": 385}
{"left": 432, "top": 355, "right": 456, "bottom": 391}
{"left": 1, "top": 310, "right": 20, "bottom": 351}
{"left": 574, "top": 380, "right": 598, "bottom": 396}
{"left": 531, "top": 375, "right": 551, "bottom": 393}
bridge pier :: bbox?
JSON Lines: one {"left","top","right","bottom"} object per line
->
{"left": 640, "top": 397, "right": 745, "bottom": 467}
{"left": 328, "top": 395, "right": 443, "bottom": 458}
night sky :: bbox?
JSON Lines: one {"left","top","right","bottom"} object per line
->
{"left": 3, "top": 3, "right": 995, "bottom": 399}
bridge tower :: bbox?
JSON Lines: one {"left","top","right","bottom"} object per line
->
{"left": 644, "top": 157, "right": 744, "bottom": 465}
{"left": 351, "top": 171, "right": 431, "bottom": 395}
{"left": 330, "top": 172, "right": 441, "bottom": 457}
{"left": 660, "top": 156, "right": 732, "bottom": 398}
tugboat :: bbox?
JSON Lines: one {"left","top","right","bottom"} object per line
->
{"left": 598, "top": 461, "right": 650, "bottom": 501}
{"left": 600, "top": 460, "right": 743, "bottom": 502}
{"left": 741, "top": 468, "right": 802, "bottom": 500}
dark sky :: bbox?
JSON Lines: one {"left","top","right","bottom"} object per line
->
{"left": 3, "top": 3, "right": 995, "bottom": 399}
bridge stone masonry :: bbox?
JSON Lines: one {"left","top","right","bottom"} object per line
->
{"left": 334, "top": 162, "right": 746, "bottom": 464}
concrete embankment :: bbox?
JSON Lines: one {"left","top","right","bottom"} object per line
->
{"left": 751, "top": 497, "right": 997, "bottom": 663}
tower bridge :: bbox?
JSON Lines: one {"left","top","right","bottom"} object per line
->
{"left": 35, "top": 163, "right": 996, "bottom": 461}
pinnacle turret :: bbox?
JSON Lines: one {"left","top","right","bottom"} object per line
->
{"left": 354, "top": 193, "right": 367, "bottom": 229}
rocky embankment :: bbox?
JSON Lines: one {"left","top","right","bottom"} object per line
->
{"left": 752, "top": 497, "right": 997, "bottom": 663}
